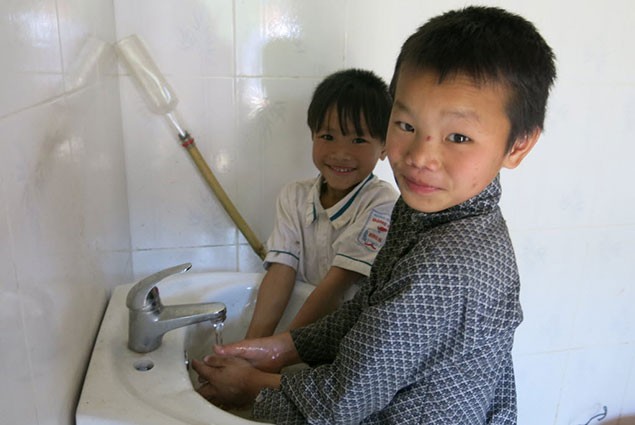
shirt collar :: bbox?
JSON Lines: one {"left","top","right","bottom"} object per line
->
{"left": 401, "top": 174, "right": 503, "bottom": 231}
{"left": 304, "top": 174, "right": 375, "bottom": 229}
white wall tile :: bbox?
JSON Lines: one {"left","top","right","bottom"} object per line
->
{"left": 0, "top": 93, "right": 119, "bottom": 425}
{"left": 19, "top": 260, "right": 108, "bottom": 425}
{"left": 114, "top": 0, "right": 234, "bottom": 77}
{"left": 565, "top": 227, "right": 635, "bottom": 347}
{"left": 235, "top": 0, "right": 346, "bottom": 77}
{"left": 511, "top": 228, "right": 585, "bottom": 354}
{"left": 238, "top": 243, "right": 264, "bottom": 272}
{"left": 0, "top": 179, "right": 16, "bottom": 290}
{"left": 0, "top": 289, "right": 38, "bottom": 424}
{"left": 198, "top": 77, "right": 238, "bottom": 191}
{"left": 2, "top": 100, "right": 82, "bottom": 262}
{"left": 620, "top": 358, "right": 635, "bottom": 419}
{"left": 345, "top": 0, "right": 441, "bottom": 81}
{"left": 57, "top": 0, "right": 117, "bottom": 91}
{"left": 66, "top": 80, "right": 130, "bottom": 251}
{"left": 556, "top": 345, "right": 633, "bottom": 424}
{"left": 121, "top": 75, "right": 238, "bottom": 251}
{"left": 0, "top": 0, "right": 64, "bottom": 117}
{"left": 132, "top": 245, "right": 238, "bottom": 279}
{"left": 0, "top": 193, "right": 38, "bottom": 424}
{"left": 514, "top": 351, "right": 566, "bottom": 425}
{"left": 0, "top": 1, "right": 129, "bottom": 424}
{"left": 536, "top": 1, "right": 635, "bottom": 85}
{"left": 232, "top": 77, "right": 318, "bottom": 241}
{"left": 501, "top": 81, "right": 635, "bottom": 231}
{"left": 512, "top": 224, "right": 635, "bottom": 354}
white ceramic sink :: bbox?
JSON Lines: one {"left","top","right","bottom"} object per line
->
{"left": 76, "top": 271, "right": 313, "bottom": 425}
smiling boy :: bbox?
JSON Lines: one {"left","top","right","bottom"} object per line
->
{"left": 388, "top": 70, "right": 533, "bottom": 213}
{"left": 245, "top": 69, "right": 398, "bottom": 339}
{"left": 193, "top": 6, "right": 557, "bottom": 424}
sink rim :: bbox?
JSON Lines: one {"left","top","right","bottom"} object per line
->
{"left": 76, "top": 271, "right": 313, "bottom": 425}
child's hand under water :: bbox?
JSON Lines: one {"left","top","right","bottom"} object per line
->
{"left": 192, "top": 355, "right": 270, "bottom": 409}
{"left": 213, "top": 331, "right": 300, "bottom": 373}
{"left": 192, "top": 332, "right": 300, "bottom": 409}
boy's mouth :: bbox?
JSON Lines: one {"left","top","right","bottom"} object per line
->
{"left": 328, "top": 165, "right": 355, "bottom": 174}
{"left": 403, "top": 176, "right": 441, "bottom": 194}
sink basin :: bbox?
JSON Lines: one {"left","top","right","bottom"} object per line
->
{"left": 76, "top": 271, "right": 313, "bottom": 425}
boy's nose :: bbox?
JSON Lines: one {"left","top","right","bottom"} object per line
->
{"left": 329, "top": 145, "right": 353, "bottom": 161}
{"left": 404, "top": 135, "right": 441, "bottom": 170}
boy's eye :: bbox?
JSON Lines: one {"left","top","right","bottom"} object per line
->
{"left": 447, "top": 133, "right": 471, "bottom": 144}
{"left": 319, "top": 134, "right": 334, "bottom": 141}
{"left": 397, "top": 121, "right": 415, "bottom": 133}
{"left": 352, "top": 137, "right": 368, "bottom": 144}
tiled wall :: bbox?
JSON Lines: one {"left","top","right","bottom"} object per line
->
{"left": 114, "top": 0, "right": 404, "bottom": 277}
{"left": 115, "top": 1, "right": 635, "bottom": 424}
{"left": 0, "top": 0, "right": 633, "bottom": 424}
{"left": 0, "top": 0, "right": 132, "bottom": 424}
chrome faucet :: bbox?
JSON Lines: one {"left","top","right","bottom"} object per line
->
{"left": 126, "top": 263, "right": 227, "bottom": 353}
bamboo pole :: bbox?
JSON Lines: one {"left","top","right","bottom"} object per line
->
{"left": 180, "top": 134, "right": 267, "bottom": 261}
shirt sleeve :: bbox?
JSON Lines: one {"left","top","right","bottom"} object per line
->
{"left": 264, "top": 183, "right": 303, "bottom": 271}
{"left": 252, "top": 264, "right": 449, "bottom": 424}
{"left": 291, "top": 280, "right": 368, "bottom": 365}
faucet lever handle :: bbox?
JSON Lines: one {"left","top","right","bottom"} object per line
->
{"left": 126, "top": 263, "right": 192, "bottom": 310}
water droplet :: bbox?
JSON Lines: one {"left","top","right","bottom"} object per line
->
{"left": 212, "top": 321, "right": 224, "bottom": 346}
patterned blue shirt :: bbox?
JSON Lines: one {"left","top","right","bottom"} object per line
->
{"left": 253, "top": 176, "right": 522, "bottom": 424}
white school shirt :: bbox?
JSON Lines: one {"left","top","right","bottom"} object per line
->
{"left": 264, "top": 174, "right": 398, "bottom": 286}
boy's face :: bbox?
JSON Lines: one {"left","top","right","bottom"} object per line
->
{"left": 386, "top": 68, "right": 538, "bottom": 213}
{"left": 312, "top": 106, "right": 386, "bottom": 204}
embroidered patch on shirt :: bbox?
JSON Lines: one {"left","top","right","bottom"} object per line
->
{"left": 357, "top": 209, "right": 390, "bottom": 252}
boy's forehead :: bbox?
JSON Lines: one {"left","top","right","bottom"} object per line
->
{"left": 398, "top": 66, "right": 490, "bottom": 88}
{"left": 392, "top": 67, "right": 514, "bottom": 139}
{"left": 319, "top": 105, "right": 369, "bottom": 131}
{"left": 394, "top": 67, "right": 512, "bottom": 105}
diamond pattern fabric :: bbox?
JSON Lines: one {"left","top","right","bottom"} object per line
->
{"left": 253, "top": 176, "right": 522, "bottom": 425}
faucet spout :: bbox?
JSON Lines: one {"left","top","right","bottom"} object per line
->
{"left": 126, "top": 264, "right": 227, "bottom": 353}
{"left": 159, "top": 302, "right": 227, "bottom": 330}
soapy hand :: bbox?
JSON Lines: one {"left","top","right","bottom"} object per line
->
{"left": 192, "top": 355, "right": 279, "bottom": 409}
{"left": 213, "top": 331, "right": 300, "bottom": 373}
{"left": 192, "top": 332, "right": 300, "bottom": 409}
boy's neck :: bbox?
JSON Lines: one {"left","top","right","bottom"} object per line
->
{"left": 318, "top": 174, "right": 372, "bottom": 209}
{"left": 320, "top": 180, "right": 346, "bottom": 209}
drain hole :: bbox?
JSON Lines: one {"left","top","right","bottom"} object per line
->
{"left": 133, "top": 358, "right": 154, "bottom": 372}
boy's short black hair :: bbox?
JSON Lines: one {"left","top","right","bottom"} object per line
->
{"left": 390, "top": 6, "right": 556, "bottom": 150}
{"left": 307, "top": 69, "right": 392, "bottom": 143}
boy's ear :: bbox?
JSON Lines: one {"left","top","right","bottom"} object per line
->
{"left": 502, "top": 129, "right": 541, "bottom": 169}
{"left": 380, "top": 145, "right": 387, "bottom": 160}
